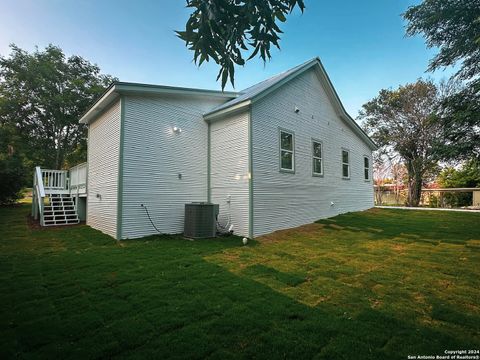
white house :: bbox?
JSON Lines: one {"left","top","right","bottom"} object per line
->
{"left": 32, "top": 58, "right": 377, "bottom": 239}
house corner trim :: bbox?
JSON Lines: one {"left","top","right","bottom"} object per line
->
{"left": 116, "top": 96, "right": 126, "bottom": 240}
{"left": 248, "top": 109, "right": 254, "bottom": 239}
{"left": 207, "top": 122, "right": 211, "bottom": 202}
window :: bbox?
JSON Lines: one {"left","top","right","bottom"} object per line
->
{"left": 312, "top": 140, "right": 323, "bottom": 176}
{"left": 341, "top": 149, "right": 350, "bottom": 178}
{"left": 279, "top": 129, "right": 294, "bottom": 172}
{"left": 364, "top": 156, "right": 370, "bottom": 180}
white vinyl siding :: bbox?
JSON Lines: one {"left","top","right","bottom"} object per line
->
{"left": 312, "top": 139, "right": 323, "bottom": 176}
{"left": 251, "top": 67, "right": 374, "bottom": 237}
{"left": 120, "top": 94, "right": 225, "bottom": 239}
{"left": 210, "top": 111, "right": 250, "bottom": 237}
{"left": 342, "top": 149, "right": 350, "bottom": 179}
{"left": 86, "top": 100, "right": 121, "bottom": 238}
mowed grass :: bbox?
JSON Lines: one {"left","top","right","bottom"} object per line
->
{"left": 0, "top": 205, "right": 479, "bottom": 359}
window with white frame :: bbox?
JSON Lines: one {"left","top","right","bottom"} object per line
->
{"left": 364, "top": 156, "right": 370, "bottom": 180}
{"left": 312, "top": 140, "right": 323, "bottom": 176}
{"left": 342, "top": 149, "right": 350, "bottom": 178}
{"left": 279, "top": 129, "right": 294, "bottom": 172}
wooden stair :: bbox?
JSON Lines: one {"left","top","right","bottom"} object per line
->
{"left": 43, "top": 194, "right": 79, "bottom": 226}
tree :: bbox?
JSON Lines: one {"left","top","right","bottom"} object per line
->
{"left": 360, "top": 80, "right": 442, "bottom": 207}
{"left": 373, "top": 152, "right": 408, "bottom": 205}
{"left": 0, "top": 153, "right": 26, "bottom": 205}
{"left": 404, "top": 0, "right": 480, "bottom": 161}
{"left": 438, "top": 160, "right": 480, "bottom": 189}
{"left": 404, "top": 0, "right": 480, "bottom": 80}
{"left": 177, "top": 0, "right": 305, "bottom": 89}
{"left": 437, "top": 159, "right": 480, "bottom": 207}
{"left": 0, "top": 124, "right": 27, "bottom": 204}
{"left": 436, "top": 80, "right": 480, "bottom": 160}
{"left": 372, "top": 153, "right": 390, "bottom": 205}
{"left": 0, "top": 44, "right": 116, "bottom": 170}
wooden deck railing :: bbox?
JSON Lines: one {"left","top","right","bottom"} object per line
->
{"left": 41, "top": 169, "right": 69, "bottom": 191}
{"left": 69, "top": 163, "right": 87, "bottom": 195}
{"left": 32, "top": 166, "right": 46, "bottom": 225}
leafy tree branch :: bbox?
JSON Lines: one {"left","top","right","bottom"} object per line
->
{"left": 177, "top": 0, "right": 305, "bottom": 89}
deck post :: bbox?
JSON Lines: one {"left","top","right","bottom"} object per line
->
{"left": 39, "top": 200, "right": 44, "bottom": 226}
{"left": 33, "top": 193, "right": 38, "bottom": 220}
{"left": 32, "top": 172, "right": 36, "bottom": 218}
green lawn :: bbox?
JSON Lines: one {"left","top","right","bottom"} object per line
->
{"left": 1, "top": 205, "right": 479, "bottom": 359}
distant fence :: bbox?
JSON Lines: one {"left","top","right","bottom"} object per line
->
{"left": 374, "top": 186, "right": 480, "bottom": 209}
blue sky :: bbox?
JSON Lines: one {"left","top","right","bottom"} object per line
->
{"left": 0, "top": 0, "right": 455, "bottom": 117}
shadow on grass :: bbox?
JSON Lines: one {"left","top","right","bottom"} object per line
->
{"left": 242, "top": 264, "right": 307, "bottom": 287}
{"left": 1, "top": 205, "right": 479, "bottom": 359}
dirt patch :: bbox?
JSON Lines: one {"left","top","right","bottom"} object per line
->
{"left": 463, "top": 302, "right": 480, "bottom": 314}
{"left": 26, "top": 214, "right": 85, "bottom": 231}
{"left": 438, "top": 279, "right": 453, "bottom": 289}
{"left": 310, "top": 296, "right": 330, "bottom": 307}
{"left": 26, "top": 214, "right": 43, "bottom": 230}
{"left": 391, "top": 243, "right": 407, "bottom": 253}
{"left": 328, "top": 224, "right": 345, "bottom": 230}
{"left": 371, "top": 284, "right": 385, "bottom": 294}
{"left": 220, "top": 252, "right": 241, "bottom": 261}
{"left": 369, "top": 298, "right": 382, "bottom": 308}
{"left": 466, "top": 239, "right": 480, "bottom": 248}
{"left": 412, "top": 292, "right": 427, "bottom": 305}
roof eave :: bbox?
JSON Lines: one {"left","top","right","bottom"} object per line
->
{"left": 203, "top": 100, "right": 252, "bottom": 122}
{"left": 114, "top": 82, "right": 238, "bottom": 98}
{"left": 79, "top": 82, "right": 239, "bottom": 125}
{"left": 79, "top": 84, "right": 118, "bottom": 124}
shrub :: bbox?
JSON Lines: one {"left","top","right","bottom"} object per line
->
{"left": 443, "top": 192, "right": 473, "bottom": 208}
{"left": 0, "top": 154, "right": 26, "bottom": 205}
{"left": 428, "top": 194, "right": 439, "bottom": 208}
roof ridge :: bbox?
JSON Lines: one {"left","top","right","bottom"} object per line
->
{"left": 238, "top": 57, "right": 318, "bottom": 94}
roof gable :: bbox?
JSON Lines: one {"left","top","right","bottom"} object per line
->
{"left": 203, "top": 57, "right": 377, "bottom": 150}
{"left": 204, "top": 58, "right": 318, "bottom": 117}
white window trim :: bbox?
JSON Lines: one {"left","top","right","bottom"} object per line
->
{"left": 364, "top": 155, "right": 370, "bottom": 181}
{"left": 312, "top": 139, "right": 323, "bottom": 177}
{"left": 279, "top": 128, "right": 295, "bottom": 173}
{"left": 341, "top": 149, "right": 350, "bottom": 179}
